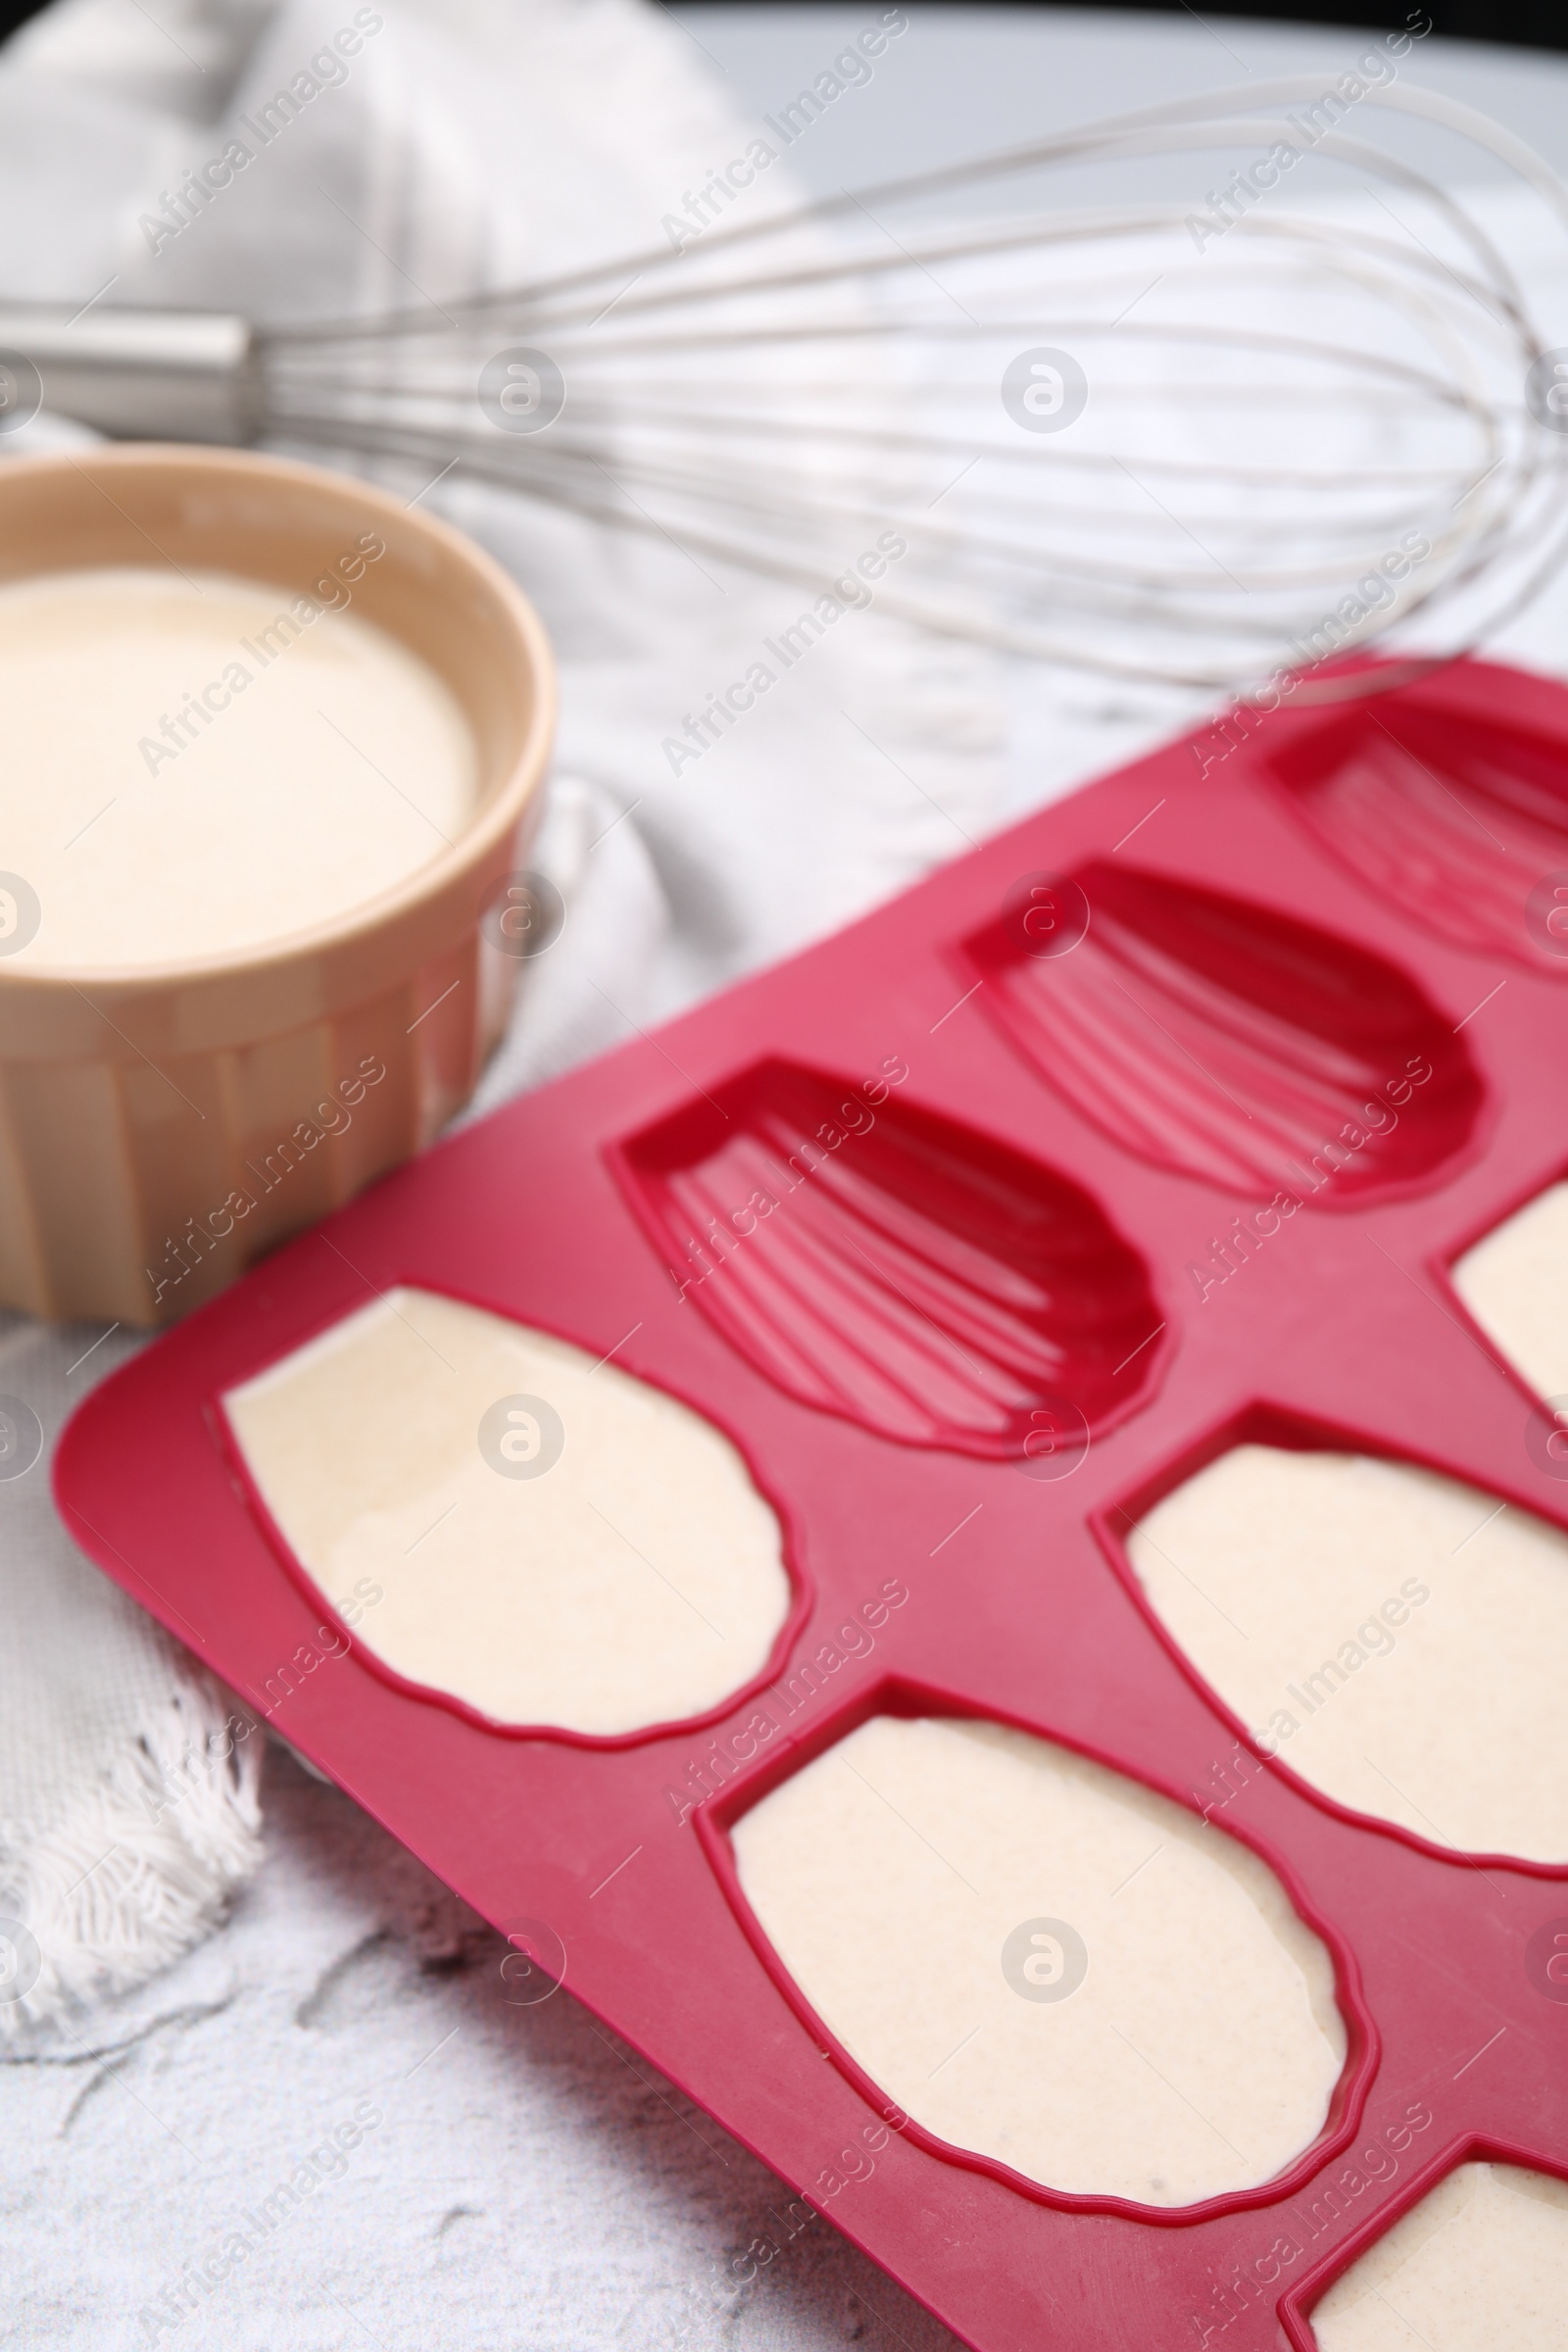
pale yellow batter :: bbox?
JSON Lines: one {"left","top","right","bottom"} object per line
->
{"left": 1452, "top": 1181, "right": 1568, "bottom": 1402}
{"left": 0, "top": 565, "right": 476, "bottom": 969}
{"left": 222, "top": 1288, "right": 791, "bottom": 1735}
{"left": 1129, "top": 1446, "right": 1568, "bottom": 1861}
{"left": 1312, "top": 2162, "right": 1568, "bottom": 2351}
{"left": 731, "top": 1713, "right": 1345, "bottom": 2205}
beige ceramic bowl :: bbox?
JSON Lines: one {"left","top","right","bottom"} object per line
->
{"left": 0, "top": 445, "right": 556, "bottom": 1327}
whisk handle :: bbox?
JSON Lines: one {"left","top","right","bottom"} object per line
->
{"left": 0, "top": 306, "right": 256, "bottom": 443}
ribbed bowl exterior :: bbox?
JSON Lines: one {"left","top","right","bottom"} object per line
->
{"left": 0, "top": 447, "right": 555, "bottom": 1326}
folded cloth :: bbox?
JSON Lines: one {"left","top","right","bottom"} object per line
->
{"left": 0, "top": 0, "right": 1007, "bottom": 2034}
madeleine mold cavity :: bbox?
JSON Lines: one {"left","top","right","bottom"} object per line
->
{"left": 1310, "top": 2163, "right": 1568, "bottom": 2351}
{"left": 729, "top": 1714, "right": 1346, "bottom": 2207}
{"left": 1451, "top": 1180, "right": 1568, "bottom": 1402}
{"left": 221, "top": 1288, "right": 791, "bottom": 1736}
{"left": 1129, "top": 1445, "right": 1568, "bottom": 1861}
{"left": 963, "top": 862, "right": 1479, "bottom": 1203}
{"left": 1274, "top": 702, "right": 1568, "bottom": 973}
{"left": 618, "top": 1060, "right": 1162, "bottom": 1455}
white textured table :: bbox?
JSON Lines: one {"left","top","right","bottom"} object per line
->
{"left": 7, "top": 8, "right": 1568, "bottom": 2350}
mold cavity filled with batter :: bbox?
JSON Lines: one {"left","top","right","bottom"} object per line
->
{"left": 730, "top": 1714, "right": 1346, "bottom": 2206}
{"left": 1129, "top": 1446, "right": 1568, "bottom": 1861}
{"left": 1452, "top": 1180, "right": 1568, "bottom": 1401}
{"left": 1311, "top": 2163, "right": 1568, "bottom": 2351}
{"left": 222, "top": 1288, "right": 791, "bottom": 1735}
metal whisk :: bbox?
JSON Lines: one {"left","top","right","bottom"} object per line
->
{"left": 4, "top": 73, "right": 1567, "bottom": 691}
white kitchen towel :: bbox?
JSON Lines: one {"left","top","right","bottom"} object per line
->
{"left": 0, "top": 0, "right": 1009, "bottom": 2034}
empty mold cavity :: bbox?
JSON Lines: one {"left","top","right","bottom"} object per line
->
{"left": 1312, "top": 2163, "right": 1568, "bottom": 2351}
{"left": 221, "top": 1288, "right": 790, "bottom": 1736}
{"left": 963, "top": 862, "right": 1479, "bottom": 1203}
{"left": 1273, "top": 703, "right": 1568, "bottom": 972}
{"left": 1129, "top": 1445, "right": 1568, "bottom": 1860}
{"left": 618, "top": 1060, "right": 1161, "bottom": 1456}
{"left": 729, "top": 1713, "right": 1345, "bottom": 2206}
{"left": 1452, "top": 1182, "right": 1568, "bottom": 1401}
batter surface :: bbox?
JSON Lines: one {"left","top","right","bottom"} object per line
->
{"left": 1452, "top": 1180, "right": 1568, "bottom": 1402}
{"left": 1312, "top": 2162, "right": 1568, "bottom": 2351}
{"left": 0, "top": 564, "right": 476, "bottom": 969}
{"left": 731, "top": 1713, "right": 1346, "bottom": 2205}
{"left": 223, "top": 1288, "right": 791, "bottom": 1735}
{"left": 1129, "top": 1445, "right": 1568, "bottom": 1861}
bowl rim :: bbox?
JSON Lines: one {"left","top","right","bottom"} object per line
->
{"left": 0, "top": 441, "right": 557, "bottom": 1001}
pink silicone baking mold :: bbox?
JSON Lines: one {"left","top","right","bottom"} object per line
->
{"left": 55, "top": 655, "right": 1568, "bottom": 2351}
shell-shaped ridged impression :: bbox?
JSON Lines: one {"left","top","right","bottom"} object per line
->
{"left": 730, "top": 1714, "right": 1346, "bottom": 2206}
{"left": 1129, "top": 1446, "right": 1568, "bottom": 1860}
{"left": 1312, "top": 2163, "right": 1568, "bottom": 2351}
{"left": 1275, "top": 703, "right": 1568, "bottom": 974}
{"left": 964, "top": 862, "right": 1479, "bottom": 1204}
{"left": 222, "top": 1288, "right": 790, "bottom": 1737}
{"left": 619, "top": 1059, "right": 1161, "bottom": 1457}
